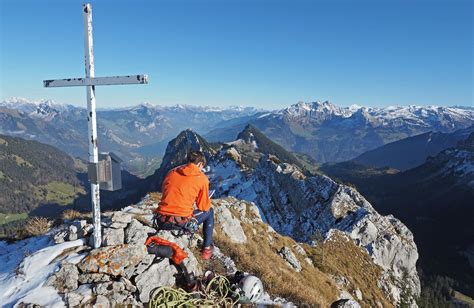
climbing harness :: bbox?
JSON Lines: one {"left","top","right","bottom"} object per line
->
{"left": 152, "top": 214, "right": 199, "bottom": 240}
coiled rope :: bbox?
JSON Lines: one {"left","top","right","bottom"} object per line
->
{"left": 149, "top": 274, "right": 239, "bottom": 307}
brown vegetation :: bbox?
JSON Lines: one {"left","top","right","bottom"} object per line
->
{"left": 306, "top": 232, "right": 393, "bottom": 307}
{"left": 61, "top": 209, "right": 83, "bottom": 221}
{"left": 25, "top": 217, "right": 53, "bottom": 237}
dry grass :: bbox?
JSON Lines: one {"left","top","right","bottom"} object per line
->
{"left": 213, "top": 216, "right": 338, "bottom": 306}
{"left": 25, "top": 217, "right": 53, "bottom": 237}
{"left": 306, "top": 232, "right": 393, "bottom": 307}
{"left": 61, "top": 209, "right": 83, "bottom": 221}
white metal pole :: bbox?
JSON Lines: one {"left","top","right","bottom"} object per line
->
{"left": 83, "top": 3, "right": 101, "bottom": 249}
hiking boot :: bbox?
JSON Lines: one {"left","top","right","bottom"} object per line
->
{"left": 201, "top": 246, "right": 213, "bottom": 260}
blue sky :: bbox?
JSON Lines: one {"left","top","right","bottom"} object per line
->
{"left": 1, "top": 0, "right": 472, "bottom": 109}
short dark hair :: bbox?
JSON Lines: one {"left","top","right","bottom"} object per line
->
{"left": 187, "top": 151, "right": 206, "bottom": 165}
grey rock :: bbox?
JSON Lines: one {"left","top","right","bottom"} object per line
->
{"left": 135, "top": 260, "right": 178, "bottom": 302}
{"left": 93, "top": 295, "right": 110, "bottom": 308}
{"left": 68, "top": 232, "right": 78, "bottom": 241}
{"left": 110, "top": 222, "right": 128, "bottom": 229}
{"left": 125, "top": 219, "right": 154, "bottom": 245}
{"left": 78, "top": 273, "right": 111, "bottom": 284}
{"left": 69, "top": 225, "right": 78, "bottom": 234}
{"left": 102, "top": 227, "right": 124, "bottom": 246}
{"left": 66, "top": 292, "right": 83, "bottom": 307}
{"left": 214, "top": 206, "right": 247, "bottom": 243}
{"left": 120, "top": 277, "right": 137, "bottom": 293}
{"left": 54, "top": 231, "right": 67, "bottom": 244}
{"left": 278, "top": 247, "right": 302, "bottom": 272}
{"left": 68, "top": 225, "right": 78, "bottom": 241}
{"left": 83, "top": 224, "right": 94, "bottom": 236}
{"left": 66, "top": 284, "right": 93, "bottom": 306}
{"left": 293, "top": 244, "right": 307, "bottom": 256}
{"left": 46, "top": 262, "right": 79, "bottom": 293}
{"left": 94, "top": 281, "right": 129, "bottom": 304}
{"left": 354, "top": 289, "right": 363, "bottom": 301}
{"left": 215, "top": 155, "right": 421, "bottom": 305}
{"left": 124, "top": 253, "right": 155, "bottom": 278}
{"left": 78, "top": 244, "right": 147, "bottom": 276}
{"left": 93, "top": 282, "right": 112, "bottom": 296}
{"left": 111, "top": 212, "right": 132, "bottom": 224}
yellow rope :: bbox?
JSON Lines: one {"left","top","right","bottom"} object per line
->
{"left": 149, "top": 274, "right": 239, "bottom": 307}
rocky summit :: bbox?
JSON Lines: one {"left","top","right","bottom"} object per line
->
{"left": 1, "top": 191, "right": 414, "bottom": 307}
{"left": 0, "top": 128, "right": 423, "bottom": 307}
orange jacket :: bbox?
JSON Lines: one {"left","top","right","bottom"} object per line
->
{"left": 157, "top": 163, "right": 211, "bottom": 217}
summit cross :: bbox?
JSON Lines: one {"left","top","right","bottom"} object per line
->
{"left": 43, "top": 3, "right": 148, "bottom": 248}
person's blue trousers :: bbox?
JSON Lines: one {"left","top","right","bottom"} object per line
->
{"left": 193, "top": 207, "right": 214, "bottom": 248}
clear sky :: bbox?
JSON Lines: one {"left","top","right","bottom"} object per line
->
{"left": 0, "top": 0, "right": 472, "bottom": 109}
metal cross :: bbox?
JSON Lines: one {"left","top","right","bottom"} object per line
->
{"left": 44, "top": 3, "right": 148, "bottom": 248}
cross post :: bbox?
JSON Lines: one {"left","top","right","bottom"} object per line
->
{"left": 44, "top": 3, "right": 148, "bottom": 248}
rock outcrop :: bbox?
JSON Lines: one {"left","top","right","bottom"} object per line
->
{"left": 210, "top": 154, "right": 420, "bottom": 305}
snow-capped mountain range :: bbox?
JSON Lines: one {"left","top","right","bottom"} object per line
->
{"left": 206, "top": 101, "right": 474, "bottom": 163}
{"left": 1, "top": 97, "right": 473, "bottom": 174}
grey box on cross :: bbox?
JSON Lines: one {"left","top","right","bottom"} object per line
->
{"left": 98, "top": 152, "right": 123, "bottom": 191}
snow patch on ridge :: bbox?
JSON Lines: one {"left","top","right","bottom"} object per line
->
{"left": 0, "top": 237, "right": 85, "bottom": 307}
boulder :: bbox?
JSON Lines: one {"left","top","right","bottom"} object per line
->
{"left": 68, "top": 225, "right": 78, "bottom": 241}
{"left": 125, "top": 219, "right": 155, "bottom": 245}
{"left": 278, "top": 247, "right": 302, "bottom": 272}
{"left": 66, "top": 284, "right": 93, "bottom": 307}
{"left": 45, "top": 262, "right": 79, "bottom": 293}
{"left": 215, "top": 206, "right": 247, "bottom": 243}
{"left": 102, "top": 227, "right": 124, "bottom": 246}
{"left": 78, "top": 244, "right": 147, "bottom": 276}
{"left": 54, "top": 231, "right": 67, "bottom": 244}
{"left": 120, "top": 277, "right": 137, "bottom": 293}
{"left": 111, "top": 212, "right": 132, "bottom": 224}
{"left": 124, "top": 253, "right": 155, "bottom": 278}
{"left": 135, "top": 260, "right": 178, "bottom": 303}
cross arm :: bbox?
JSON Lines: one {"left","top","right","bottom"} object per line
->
{"left": 43, "top": 75, "right": 148, "bottom": 88}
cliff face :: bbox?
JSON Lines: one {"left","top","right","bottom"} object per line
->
{"left": 208, "top": 155, "right": 420, "bottom": 305}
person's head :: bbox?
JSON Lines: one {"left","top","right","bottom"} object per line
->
{"left": 187, "top": 151, "right": 206, "bottom": 168}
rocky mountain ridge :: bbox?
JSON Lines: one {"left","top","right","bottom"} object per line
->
{"left": 321, "top": 133, "right": 474, "bottom": 298}
{"left": 150, "top": 128, "right": 422, "bottom": 306}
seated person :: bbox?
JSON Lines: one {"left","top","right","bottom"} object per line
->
{"left": 154, "top": 151, "right": 214, "bottom": 259}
